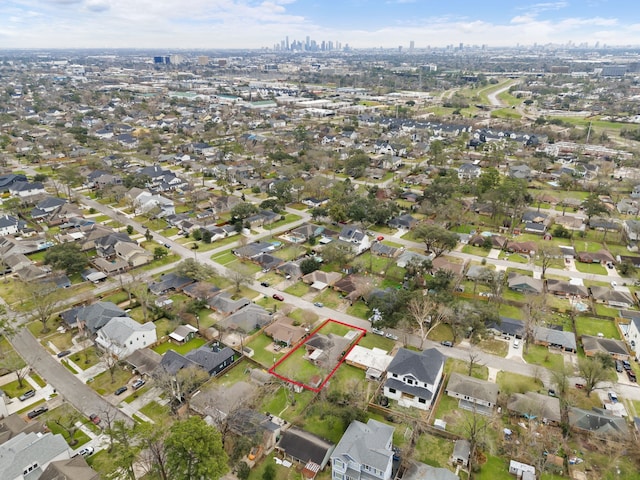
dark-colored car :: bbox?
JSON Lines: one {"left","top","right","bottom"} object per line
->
{"left": 114, "top": 386, "right": 128, "bottom": 396}
{"left": 19, "top": 389, "right": 35, "bottom": 401}
{"left": 27, "top": 406, "right": 48, "bottom": 419}
{"left": 548, "top": 389, "right": 556, "bottom": 397}
{"left": 260, "top": 281, "right": 270, "bottom": 287}
{"left": 57, "top": 350, "right": 71, "bottom": 358}
{"left": 623, "top": 360, "right": 632, "bottom": 371}
{"left": 89, "top": 414, "right": 101, "bottom": 425}
{"left": 627, "top": 370, "right": 637, "bottom": 383}
{"left": 615, "top": 360, "right": 623, "bottom": 373}
{"left": 272, "top": 293, "right": 284, "bottom": 301}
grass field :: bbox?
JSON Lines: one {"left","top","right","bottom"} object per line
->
{"left": 575, "top": 316, "right": 620, "bottom": 339}
{"left": 152, "top": 337, "right": 206, "bottom": 355}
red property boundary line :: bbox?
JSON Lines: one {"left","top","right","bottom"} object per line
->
{"left": 268, "top": 318, "right": 366, "bottom": 393}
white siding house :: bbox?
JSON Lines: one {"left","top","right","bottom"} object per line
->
{"left": 95, "top": 316, "right": 157, "bottom": 359}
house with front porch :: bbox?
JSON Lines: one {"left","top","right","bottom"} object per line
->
{"left": 383, "top": 348, "right": 444, "bottom": 410}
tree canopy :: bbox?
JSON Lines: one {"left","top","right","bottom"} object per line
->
{"left": 44, "top": 242, "right": 87, "bottom": 275}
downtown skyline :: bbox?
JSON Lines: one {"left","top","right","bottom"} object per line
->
{"left": 2, "top": 1, "right": 640, "bottom": 50}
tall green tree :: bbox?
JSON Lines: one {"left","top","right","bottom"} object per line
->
{"left": 165, "top": 416, "right": 228, "bottom": 480}
{"left": 413, "top": 224, "right": 458, "bottom": 258}
{"left": 44, "top": 242, "right": 87, "bottom": 275}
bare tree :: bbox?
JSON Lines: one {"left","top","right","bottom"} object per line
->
{"left": 98, "top": 404, "right": 122, "bottom": 452}
{"left": 522, "top": 294, "right": 547, "bottom": 354}
{"left": 467, "top": 351, "right": 485, "bottom": 377}
{"left": 97, "top": 349, "right": 121, "bottom": 384}
{"left": 25, "top": 281, "right": 60, "bottom": 334}
{"left": 0, "top": 350, "right": 30, "bottom": 388}
{"left": 551, "top": 364, "right": 573, "bottom": 438}
{"left": 577, "top": 356, "right": 610, "bottom": 397}
{"left": 154, "top": 364, "right": 210, "bottom": 412}
{"left": 227, "top": 266, "right": 253, "bottom": 295}
{"left": 406, "top": 294, "right": 450, "bottom": 349}
{"left": 137, "top": 422, "right": 170, "bottom": 480}
{"left": 462, "top": 407, "right": 489, "bottom": 479}
{"left": 52, "top": 407, "right": 83, "bottom": 446}
{"left": 537, "top": 242, "right": 561, "bottom": 281}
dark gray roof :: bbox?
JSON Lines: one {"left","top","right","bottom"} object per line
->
{"left": 387, "top": 348, "right": 445, "bottom": 385}
{"left": 148, "top": 273, "right": 195, "bottom": 295}
{"left": 185, "top": 345, "right": 236, "bottom": 375}
{"left": 331, "top": 419, "right": 394, "bottom": 473}
{"left": 158, "top": 349, "right": 201, "bottom": 376}
{"left": 487, "top": 316, "right": 525, "bottom": 337}
{"left": 278, "top": 427, "right": 335, "bottom": 467}
{"left": 582, "top": 335, "right": 629, "bottom": 357}
{"left": 569, "top": 407, "right": 628, "bottom": 436}
{"left": 74, "top": 301, "right": 126, "bottom": 333}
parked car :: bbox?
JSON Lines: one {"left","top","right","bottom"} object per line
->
{"left": 313, "top": 302, "right": 324, "bottom": 307}
{"left": 548, "top": 389, "right": 556, "bottom": 397}
{"left": 440, "top": 340, "right": 453, "bottom": 347}
{"left": 623, "top": 360, "right": 632, "bottom": 371}
{"left": 114, "top": 386, "right": 128, "bottom": 396}
{"left": 608, "top": 391, "right": 618, "bottom": 403}
{"left": 372, "top": 328, "right": 385, "bottom": 336}
{"left": 27, "top": 407, "right": 49, "bottom": 418}
{"left": 272, "top": 293, "right": 284, "bottom": 301}
{"left": 57, "top": 350, "right": 71, "bottom": 358}
{"left": 385, "top": 332, "right": 399, "bottom": 341}
{"left": 27, "top": 406, "right": 48, "bottom": 419}
{"left": 513, "top": 339, "right": 520, "bottom": 349}
{"left": 163, "top": 243, "right": 171, "bottom": 249}
{"left": 19, "top": 389, "right": 35, "bottom": 401}
{"left": 89, "top": 414, "right": 101, "bottom": 425}
{"left": 78, "top": 447, "right": 94, "bottom": 457}
{"left": 260, "top": 281, "right": 270, "bottom": 287}
{"left": 376, "top": 235, "right": 385, "bottom": 241}
{"left": 615, "top": 360, "right": 623, "bottom": 373}
{"left": 132, "top": 379, "right": 146, "bottom": 390}
{"left": 575, "top": 383, "right": 584, "bottom": 389}
{"left": 627, "top": 370, "right": 637, "bottom": 382}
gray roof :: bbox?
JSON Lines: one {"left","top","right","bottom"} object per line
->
{"left": 581, "top": 335, "right": 629, "bottom": 357}
{"left": 40, "top": 455, "right": 99, "bottom": 480}
{"left": 331, "top": 419, "right": 394, "bottom": 472}
{"left": 569, "top": 407, "right": 629, "bottom": 436}
{"left": 99, "top": 316, "right": 155, "bottom": 345}
{"left": 75, "top": 301, "right": 127, "bottom": 333}
{"left": 278, "top": 427, "right": 335, "bottom": 468}
{"left": 387, "top": 347, "right": 445, "bottom": 385}
{"left": 507, "top": 392, "right": 561, "bottom": 423}
{"left": 0, "top": 432, "right": 70, "bottom": 480}
{"left": 217, "top": 303, "right": 271, "bottom": 333}
{"left": 158, "top": 349, "right": 201, "bottom": 375}
{"left": 404, "top": 461, "right": 459, "bottom": 480}
{"left": 446, "top": 373, "right": 499, "bottom": 404}
{"left": 534, "top": 325, "right": 577, "bottom": 351}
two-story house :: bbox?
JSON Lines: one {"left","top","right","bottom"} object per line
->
{"left": 624, "top": 317, "right": 640, "bottom": 361}
{"left": 331, "top": 419, "right": 395, "bottom": 480}
{"left": 338, "top": 225, "right": 371, "bottom": 255}
{"left": 383, "top": 348, "right": 445, "bottom": 410}
{"left": 95, "top": 316, "right": 157, "bottom": 359}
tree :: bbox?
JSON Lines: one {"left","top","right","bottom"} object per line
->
{"left": 230, "top": 202, "right": 259, "bottom": 222}
{"left": 344, "top": 151, "right": 369, "bottom": 178}
{"left": 137, "top": 422, "right": 170, "bottom": 480}
{"left": 145, "top": 228, "right": 153, "bottom": 242}
{"left": 25, "top": 281, "right": 60, "bottom": 334}
{"left": 57, "top": 165, "right": 83, "bottom": 200}
{"left": 126, "top": 225, "right": 134, "bottom": 235}
{"left": 522, "top": 294, "right": 546, "bottom": 354}
{"left": 0, "top": 349, "right": 29, "bottom": 388}
{"left": 155, "top": 364, "right": 209, "bottom": 410}
{"left": 44, "top": 242, "right": 87, "bottom": 275}
{"left": 165, "top": 416, "right": 228, "bottom": 480}
{"left": 174, "top": 259, "right": 217, "bottom": 281}
{"left": 154, "top": 246, "right": 168, "bottom": 260}
{"left": 300, "top": 257, "right": 320, "bottom": 275}
{"left": 583, "top": 193, "right": 608, "bottom": 223}
{"left": 406, "top": 294, "right": 450, "bottom": 349}
{"left": 413, "top": 224, "right": 458, "bottom": 258}
{"left": 52, "top": 407, "right": 83, "bottom": 446}
{"left": 110, "top": 420, "right": 138, "bottom": 479}
{"left": 228, "top": 266, "right": 253, "bottom": 294}
{"left": 263, "top": 463, "right": 276, "bottom": 480}
{"left": 550, "top": 364, "right": 573, "bottom": 438}
{"left": 537, "top": 242, "right": 561, "bottom": 281}
{"left": 578, "top": 355, "right": 611, "bottom": 397}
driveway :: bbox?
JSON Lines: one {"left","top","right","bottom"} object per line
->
{"left": 10, "top": 328, "right": 131, "bottom": 425}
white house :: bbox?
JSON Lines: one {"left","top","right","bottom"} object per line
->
{"left": 383, "top": 348, "right": 445, "bottom": 410}
{"left": 331, "top": 419, "right": 395, "bottom": 480}
{"left": 133, "top": 191, "right": 175, "bottom": 218}
{"left": 0, "top": 215, "right": 24, "bottom": 236}
{"left": 9, "top": 181, "right": 46, "bottom": 198}
{"left": 338, "top": 225, "right": 371, "bottom": 255}
{"left": 625, "top": 317, "right": 640, "bottom": 361}
{"left": 95, "top": 316, "right": 157, "bottom": 359}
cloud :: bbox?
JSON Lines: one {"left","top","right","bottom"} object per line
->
{"left": 85, "top": 0, "right": 110, "bottom": 12}
{"left": 519, "top": 1, "right": 569, "bottom": 15}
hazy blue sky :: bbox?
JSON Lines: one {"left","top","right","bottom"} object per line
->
{"left": 1, "top": 1, "right": 639, "bottom": 49}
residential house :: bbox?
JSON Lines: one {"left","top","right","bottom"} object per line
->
{"left": 0, "top": 215, "right": 26, "bottom": 236}
{"left": 617, "top": 198, "right": 639, "bottom": 216}
{"left": 345, "top": 345, "right": 394, "bottom": 381}
{"left": 625, "top": 317, "right": 640, "bottom": 360}
{"left": 0, "top": 174, "right": 27, "bottom": 192}
{"left": 590, "top": 217, "right": 619, "bottom": 232}
{"left": 132, "top": 191, "right": 175, "bottom": 218}
{"left": 126, "top": 349, "right": 162, "bottom": 377}
{"left": 383, "top": 348, "right": 445, "bottom": 410}
{"left": 60, "top": 301, "right": 127, "bottom": 333}
{"left": 534, "top": 325, "right": 577, "bottom": 352}
{"left": 30, "top": 196, "right": 67, "bottom": 221}
{"left": 582, "top": 335, "right": 630, "bottom": 361}
{"left": 92, "top": 257, "right": 128, "bottom": 275}
{"left": 302, "top": 270, "right": 342, "bottom": 290}
{"left": 509, "top": 460, "right": 536, "bottom": 480}
{"left": 589, "top": 286, "right": 635, "bottom": 308}
{"left": 388, "top": 214, "right": 417, "bottom": 230}
{"left": 577, "top": 250, "right": 615, "bottom": 265}
{"left": 0, "top": 413, "right": 46, "bottom": 445}
{"left": 370, "top": 242, "right": 401, "bottom": 258}
{"left": 40, "top": 455, "right": 99, "bottom": 480}
{"left": 507, "top": 273, "right": 543, "bottom": 294}
{"left": 217, "top": 303, "right": 272, "bottom": 333}
{"left": 445, "top": 373, "right": 499, "bottom": 415}
{"left": 95, "top": 232, "right": 135, "bottom": 258}
{"left": 625, "top": 219, "right": 640, "bottom": 242}
{"left": 158, "top": 343, "right": 237, "bottom": 377}
{"left": 148, "top": 273, "right": 195, "bottom": 295}
{"left": 169, "top": 324, "right": 199, "bottom": 343}
{"left": 546, "top": 279, "right": 589, "bottom": 298}
{"left": 431, "top": 256, "right": 465, "bottom": 276}
{"left": 487, "top": 316, "right": 525, "bottom": 339}
{"left": 569, "top": 407, "right": 628, "bottom": 437}
{"left": 233, "top": 241, "right": 275, "bottom": 259}
{"left": 8, "top": 181, "right": 46, "bottom": 198}
{"left": 208, "top": 292, "right": 251, "bottom": 315}
{"left": 95, "top": 316, "right": 157, "bottom": 359}
{"left": 457, "top": 163, "right": 481, "bottom": 180}
{"left": 554, "top": 215, "right": 585, "bottom": 232}
{"left": 114, "top": 241, "right": 153, "bottom": 268}
{"left": 338, "top": 225, "right": 370, "bottom": 255}
{"left": 396, "top": 250, "right": 432, "bottom": 269}
{"left": 227, "top": 409, "right": 282, "bottom": 454}
{"left": 264, "top": 317, "right": 308, "bottom": 347}
{"left": 509, "top": 164, "right": 532, "bottom": 180}
{"left": 277, "top": 427, "right": 335, "bottom": 470}
{"left": 331, "top": 419, "right": 395, "bottom": 480}
{"left": 0, "top": 432, "right": 71, "bottom": 480}
{"left": 523, "top": 222, "right": 546, "bottom": 235}
{"left": 522, "top": 210, "right": 548, "bottom": 224}
{"left": 507, "top": 391, "right": 561, "bottom": 424}
{"left": 451, "top": 440, "right": 471, "bottom": 468}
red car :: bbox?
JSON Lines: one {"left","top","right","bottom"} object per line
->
{"left": 376, "top": 235, "right": 385, "bottom": 241}
{"left": 272, "top": 293, "right": 284, "bottom": 301}
{"left": 89, "top": 414, "right": 101, "bottom": 425}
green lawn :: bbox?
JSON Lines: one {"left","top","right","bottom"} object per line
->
{"left": 152, "top": 337, "right": 206, "bottom": 355}
{"left": 594, "top": 304, "right": 621, "bottom": 318}
{"left": 312, "top": 289, "right": 342, "bottom": 309}
{"left": 477, "top": 455, "right": 512, "bottom": 480}
{"left": 88, "top": 367, "right": 134, "bottom": 396}
{"left": 575, "top": 316, "right": 620, "bottom": 339}
{"left": 574, "top": 262, "right": 607, "bottom": 275}
{"left": 284, "top": 281, "right": 310, "bottom": 297}
{"left": 272, "top": 345, "right": 325, "bottom": 385}
{"left": 428, "top": 323, "right": 454, "bottom": 342}
{"left": 347, "top": 301, "right": 370, "bottom": 319}
{"left": 477, "top": 338, "right": 508, "bottom": 357}
{"left": 2, "top": 378, "right": 36, "bottom": 399}
{"left": 69, "top": 347, "right": 101, "bottom": 370}
{"left": 496, "top": 371, "right": 542, "bottom": 395}
{"left": 210, "top": 251, "right": 237, "bottom": 266}
{"left": 358, "top": 332, "right": 395, "bottom": 351}
{"left": 288, "top": 308, "right": 319, "bottom": 325}
{"left": 413, "top": 433, "right": 455, "bottom": 469}
{"left": 523, "top": 344, "right": 564, "bottom": 372}
{"left": 245, "top": 334, "right": 285, "bottom": 367}
{"left": 498, "top": 303, "right": 525, "bottom": 320}
{"left": 139, "top": 400, "right": 172, "bottom": 424}
{"left": 461, "top": 245, "right": 490, "bottom": 257}
{"left": 445, "top": 358, "right": 489, "bottom": 380}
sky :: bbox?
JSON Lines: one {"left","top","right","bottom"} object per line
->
{"left": 1, "top": 1, "right": 640, "bottom": 50}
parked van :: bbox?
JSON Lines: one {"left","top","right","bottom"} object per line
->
{"left": 513, "top": 339, "right": 520, "bottom": 349}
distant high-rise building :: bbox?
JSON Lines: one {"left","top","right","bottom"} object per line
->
{"left": 459, "top": 42, "right": 464, "bottom": 50}
{"left": 197, "top": 56, "right": 209, "bottom": 66}
{"left": 286, "top": 36, "right": 289, "bottom": 50}
{"left": 409, "top": 40, "right": 415, "bottom": 51}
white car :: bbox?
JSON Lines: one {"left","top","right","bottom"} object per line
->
{"left": 78, "top": 446, "right": 94, "bottom": 457}
{"left": 372, "top": 328, "right": 385, "bottom": 336}
{"left": 385, "top": 332, "right": 399, "bottom": 341}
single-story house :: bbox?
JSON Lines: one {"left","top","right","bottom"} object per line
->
{"left": 589, "top": 286, "right": 635, "bottom": 309}
{"left": 507, "top": 273, "right": 543, "bottom": 294}
{"left": 169, "top": 324, "right": 199, "bottom": 343}
{"left": 445, "top": 373, "right": 499, "bottom": 415}
{"left": 507, "top": 391, "right": 561, "bottom": 424}
{"left": 581, "top": 335, "right": 630, "bottom": 361}
{"left": 277, "top": 427, "right": 335, "bottom": 470}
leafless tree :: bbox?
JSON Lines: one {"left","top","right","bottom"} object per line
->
{"left": 522, "top": 294, "right": 547, "bottom": 354}
{"left": 406, "top": 294, "right": 450, "bottom": 349}
{"left": 227, "top": 266, "right": 253, "bottom": 295}
{"left": 25, "top": 281, "right": 60, "bottom": 334}
{"left": 467, "top": 351, "right": 485, "bottom": 377}
{"left": 154, "top": 364, "right": 210, "bottom": 412}
{"left": 52, "top": 407, "right": 83, "bottom": 446}
{"left": 537, "top": 242, "right": 561, "bottom": 281}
